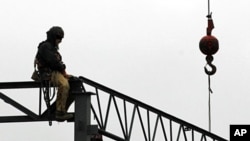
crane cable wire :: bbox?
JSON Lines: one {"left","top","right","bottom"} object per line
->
{"left": 208, "top": 75, "right": 213, "bottom": 132}
{"left": 207, "top": 0, "right": 212, "bottom": 133}
{"left": 208, "top": 0, "right": 210, "bottom": 15}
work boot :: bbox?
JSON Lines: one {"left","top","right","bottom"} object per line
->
{"left": 55, "top": 111, "right": 73, "bottom": 121}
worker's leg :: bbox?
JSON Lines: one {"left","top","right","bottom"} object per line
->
{"left": 51, "top": 71, "right": 72, "bottom": 120}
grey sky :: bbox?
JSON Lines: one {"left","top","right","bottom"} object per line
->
{"left": 0, "top": 0, "right": 250, "bottom": 140}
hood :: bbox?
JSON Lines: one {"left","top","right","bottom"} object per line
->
{"left": 46, "top": 26, "right": 64, "bottom": 45}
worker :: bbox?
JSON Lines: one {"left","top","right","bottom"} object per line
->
{"left": 35, "top": 26, "right": 73, "bottom": 120}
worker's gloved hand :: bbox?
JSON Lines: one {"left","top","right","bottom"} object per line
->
{"left": 61, "top": 70, "right": 73, "bottom": 79}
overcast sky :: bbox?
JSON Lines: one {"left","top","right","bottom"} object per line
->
{"left": 0, "top": 0, "right": 250, "bottom": 140}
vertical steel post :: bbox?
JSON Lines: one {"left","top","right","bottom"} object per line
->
{"left": 75, "top": 91, "right": 91, "bottom": 141}
{"left": 72, "top": 79, "right": 98, "bottom": 141}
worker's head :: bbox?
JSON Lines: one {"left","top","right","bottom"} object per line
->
{"left": 46, "top": 26, "right": 64, "bottom": 45}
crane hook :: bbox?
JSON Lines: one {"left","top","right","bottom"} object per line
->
{"left": 204, "top": 55, "right": 216, "bottom": 75}
{"left": 204, "top": 63, "right": 216, "bottom": 75}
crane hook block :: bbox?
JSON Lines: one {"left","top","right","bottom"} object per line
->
{"left": 199, "top": 35, "right": 219, "bottom": 56}
{"left": 199, "top": 15, "right": 219, "bottom": 75}
{"left": 199, "top": 16, "right": 219, "bottom": 56}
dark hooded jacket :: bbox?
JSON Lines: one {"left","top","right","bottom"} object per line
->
{"left": 36, "top": 26, "right": 66, "bottom": 74}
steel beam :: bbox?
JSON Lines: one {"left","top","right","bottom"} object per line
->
{"left": 72, "top": 79, "right": 98, "bottom": 141}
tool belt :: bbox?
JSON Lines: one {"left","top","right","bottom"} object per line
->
{"left": 32, "top": 57, "right": 52, "bottom": 81}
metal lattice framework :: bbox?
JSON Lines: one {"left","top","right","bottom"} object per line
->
{"left": 81, "top": 76, "right": 227, "bottom": 141}
{"left": 0, "top": 76, "right": 228, "bottom": 141}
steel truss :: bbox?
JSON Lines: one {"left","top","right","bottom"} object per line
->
{"left": 80, "top": 76, "right": 227, "bottom": 141}
{"left": 0, "top": 76, "right": 228, "bottom": 141}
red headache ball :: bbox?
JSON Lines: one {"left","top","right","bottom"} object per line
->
{"left": 199, "top": 35, "right": 219, "bottom": 56}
